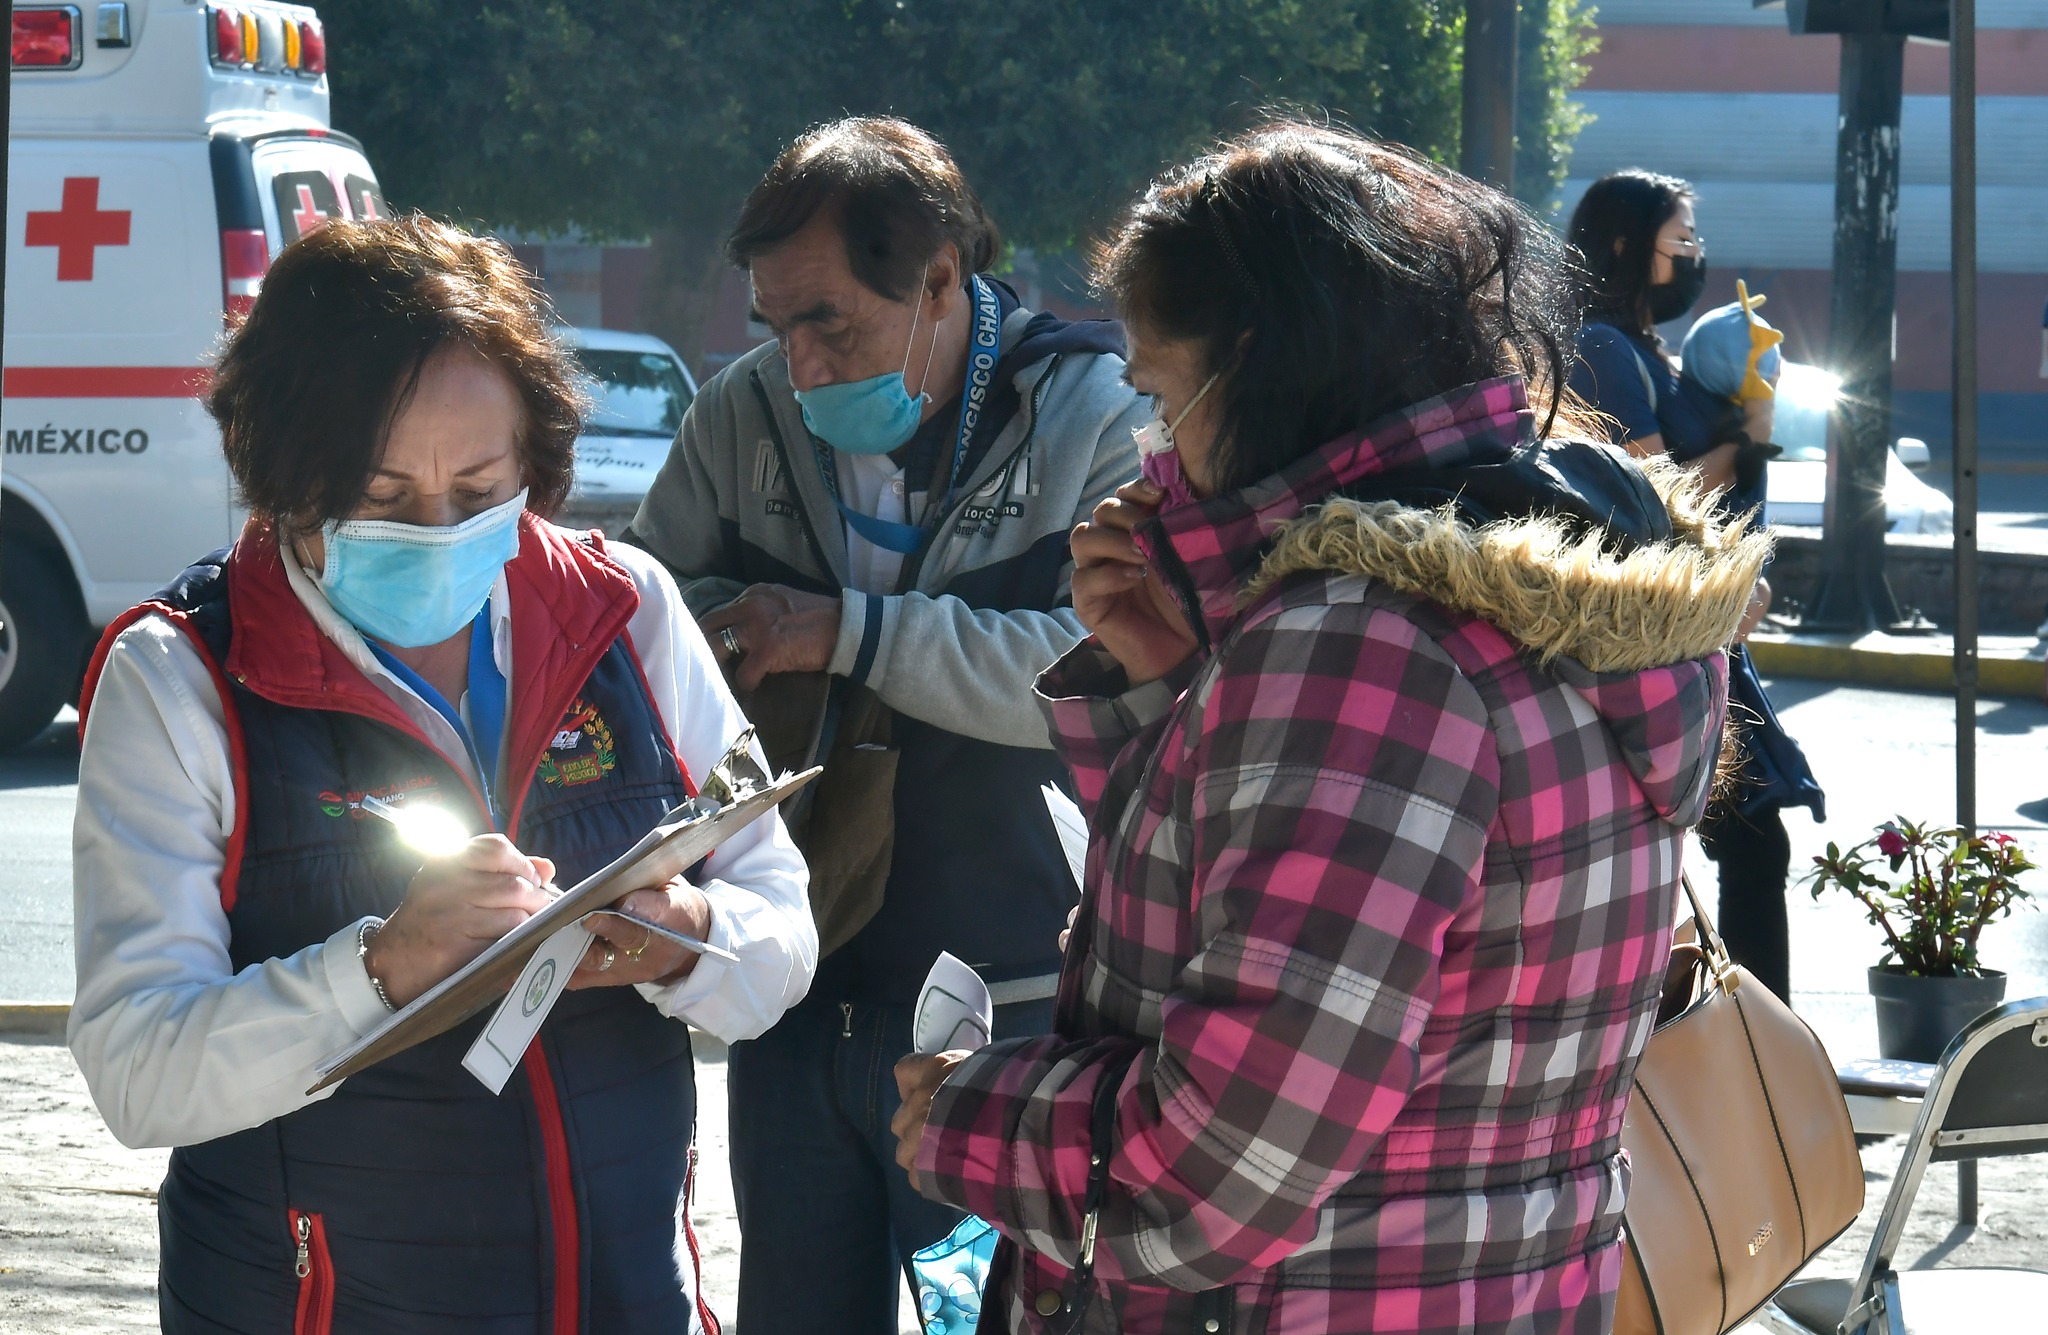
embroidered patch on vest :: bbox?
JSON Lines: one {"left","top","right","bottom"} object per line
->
{"left": 538, "top": 698, "right": 617, "bottom": 787}
{"left": 319, "top": 776, "right": 441, "bottom": 819}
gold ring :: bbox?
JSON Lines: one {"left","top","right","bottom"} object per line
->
{"left": 626, "top": 926, "right": 652, "bottom": 960}
{"left": 597, "top": 945, "right": 616, "bottom": 973}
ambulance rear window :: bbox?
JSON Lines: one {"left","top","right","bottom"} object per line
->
{"left": 344, "top": 175, "right": 386, "bottom": 222}
{"left": 272, "top": 170, "right": 342, "bottom": 244}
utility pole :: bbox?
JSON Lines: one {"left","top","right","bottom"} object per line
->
{"left": 1808, "top": 29, "right": 1908, "bottom": 630}
{"left": 1461, "top": 0, "right": 1519, "bottom": 192}
{"left": 1951, "top": 0, "right": 1978, "bottom": 833}
{"left": 1765, "top": 0, "right": 1949, "bottom": 631}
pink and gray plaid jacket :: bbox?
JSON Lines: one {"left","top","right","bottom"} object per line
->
{"left": 915, "top": 378, "right": 1762, "bottom": 1334}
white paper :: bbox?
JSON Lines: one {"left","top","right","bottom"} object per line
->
{"left": 1041, "top": 784, "right": 1087, "bottom": 890}
{"left": 462, "top": 920, "right": 593, "bottom": 1094}
{"left": 913, "top": 951, "right": 994, "bottom": 1055}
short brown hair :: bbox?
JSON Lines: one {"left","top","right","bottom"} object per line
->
{"left": 208, "top": 215, "right": 585, "bottom": 529}
{"left": 727, "top": 118, "right": 1000, "bottom": 301}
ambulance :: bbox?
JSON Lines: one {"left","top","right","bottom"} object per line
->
{"left": 3, "top": 0, "right": 385, "bottom": 749}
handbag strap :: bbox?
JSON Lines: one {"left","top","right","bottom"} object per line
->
{"left": 1678, "top": 869, "right": 1742, "bottom": 993}
{"left": 1043, "top": 1047, "right": 1234, "bottom": 1333}
{"left": 1041, "top": 1047, "right": 1144, "bottom": 1334}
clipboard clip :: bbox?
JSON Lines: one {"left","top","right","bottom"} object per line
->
{"left": 684, "top": 725, "right": 772, "bottom": 815}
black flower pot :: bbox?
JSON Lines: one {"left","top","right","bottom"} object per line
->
{"left": 1867, "top": 966, "right": 2008, "bottom": 1062}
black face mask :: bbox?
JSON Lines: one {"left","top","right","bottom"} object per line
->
{"left": 1647, "top": 255, "right": 1708, "bottom": 325}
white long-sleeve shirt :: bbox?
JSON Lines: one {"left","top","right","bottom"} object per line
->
{"left": 69, "top": 532, "right": 815, "bottom": 1149}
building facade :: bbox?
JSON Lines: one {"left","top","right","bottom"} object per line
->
{"left": 1565, "top": 0, "right": 2048, "bottom": 454}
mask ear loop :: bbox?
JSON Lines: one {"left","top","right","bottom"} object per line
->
{"left": 900, "top": 269, "right": 940, "bottom": 406}
{"left": 1168, "top": 371, "right": 1222, "bottom": 441}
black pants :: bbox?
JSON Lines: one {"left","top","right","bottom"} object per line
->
{"left": 1697, "top": 804, "right": 1793, "bottom": 999}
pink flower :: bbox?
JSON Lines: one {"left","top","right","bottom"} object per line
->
{"left": 1991, "top": 832, "right": 2017, "bottom": 847}
{"left": 1877, "top": 827, "right": 1909, "bottom": 859}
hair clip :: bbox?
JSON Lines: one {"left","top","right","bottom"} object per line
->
{"left": 1201, "top": 175, "right": 1260, "bottom": 302}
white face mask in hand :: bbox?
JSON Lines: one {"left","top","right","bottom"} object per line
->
{"left": 1130, "top": 372, "right": 1220, "bottom": 509}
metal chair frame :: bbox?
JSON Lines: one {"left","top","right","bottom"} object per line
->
{"left": 1761, "top": 996, "right": 2048, "bottom": 1335}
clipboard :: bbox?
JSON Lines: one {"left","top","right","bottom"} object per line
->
{"left": 310, "top": 728, "right": 819, "bottom": 1093}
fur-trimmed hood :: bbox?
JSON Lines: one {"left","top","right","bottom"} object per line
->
{"left": 1134, "top": 378, "right": 1763, "bottom": 825}
{"left": 1250, "top": 455, "right": 1769, "bottom": 676}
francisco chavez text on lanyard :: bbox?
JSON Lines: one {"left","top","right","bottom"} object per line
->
{"left": 813, "top": 274, "right": 1004, "bottom": 557}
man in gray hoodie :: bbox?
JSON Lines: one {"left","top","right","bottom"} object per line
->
{"left": 626, "top": 117, "right": 1145, "bottom": 1333}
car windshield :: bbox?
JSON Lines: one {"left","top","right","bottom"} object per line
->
{"left": 1769, "top": 362, "right": 1839, "bottom": 463}
{"left": 578, "top": 349, "right": 694, "bottom": 438}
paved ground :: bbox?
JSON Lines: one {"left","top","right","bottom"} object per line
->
{"left": 5, "top": 1028, "right": 2043, "bottom": 1333}
{"left": 0, "top": 1032, "right": 924, "bottom": 1335}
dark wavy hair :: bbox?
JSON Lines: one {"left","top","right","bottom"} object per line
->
{"left": 727, "top": 117, "right": 1001, "bottom": 301}
{"left": 1565, "top": 169, "right": 1693, "bottom": 333}
{"left": 208, "top": 215, "right": 585, "bottom": 530}
{"left": 1094, "top": 121, "right": 1588, "bottom": 496}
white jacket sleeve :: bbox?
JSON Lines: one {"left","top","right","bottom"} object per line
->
{"left": 612, "top": 544, "right": 817, "bottom": 1042}
{"left": 68, "top": 617, "right": 394, "bottom": 1150}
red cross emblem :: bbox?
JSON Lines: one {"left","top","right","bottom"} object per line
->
{"left": 26, "top": 177, "right": 132, "bottom": 282}
{"left": 292, "top": 185, "right": 329, "bottom": 237}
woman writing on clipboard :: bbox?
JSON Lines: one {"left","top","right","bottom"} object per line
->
{"left": 67, "top": 217, "right": 814, "bottom": 1332}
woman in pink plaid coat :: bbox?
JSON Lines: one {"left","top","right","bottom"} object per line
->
{"left": 893, "top": 123, "right": 1768, "bottom": 1334}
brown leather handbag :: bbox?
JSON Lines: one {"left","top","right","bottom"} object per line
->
{"left": 1613, "top": 875, "right": 1864, "bottom": 1335}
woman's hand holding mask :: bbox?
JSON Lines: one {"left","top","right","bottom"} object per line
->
{"left": 1069, "top": 479, "right": 1198, "bottom": 686}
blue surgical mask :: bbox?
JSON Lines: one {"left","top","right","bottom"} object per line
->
{"left": 318, "top": 488, "right": 527, "bottom": 647}
{"left": 793, "top": 278, "right": 937, "bottom": 455}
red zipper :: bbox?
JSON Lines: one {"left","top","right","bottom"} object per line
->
{"left": 681, "top": 1142, "right": 721, "bottom": 1334}
{"left": 288, "top": 1209, "right": 334, "bottom": 1335}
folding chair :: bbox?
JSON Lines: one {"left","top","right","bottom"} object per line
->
{"left": 1758, "top": 996, "right": 2048, "bottom": 1335}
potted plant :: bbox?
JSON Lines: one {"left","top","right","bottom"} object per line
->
{"left": 1806, "top": 818, "right": 2035, "bottom": 1062}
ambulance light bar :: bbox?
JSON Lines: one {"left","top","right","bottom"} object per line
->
{"left": 12, "top": 6, "right": 83, "bottom": 70}
{"left": 207, "top": 4, "right": 325, "bottom": 77}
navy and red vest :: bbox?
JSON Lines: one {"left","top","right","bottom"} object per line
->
{"left": 82, "top": 518, "right": 718, "bottom": 1335}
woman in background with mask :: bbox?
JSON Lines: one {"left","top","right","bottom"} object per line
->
{"left": 1565, "top": 170, "right": 1723, "bottom": 467}
{"left": 68, "top": 217, "right": 814, "bottom": 1332}
{"left": 1566, "top": 170, "right": 1823, "bottom": 1003}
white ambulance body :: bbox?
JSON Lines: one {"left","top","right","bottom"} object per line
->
{"left": 3, "top": 0, "right": 384, "bottom": 748}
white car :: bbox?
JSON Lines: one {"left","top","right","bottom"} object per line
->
{"left": 1763, "top": 361, "right": 1954, "bottom": 535}
{"left": 555, "top": 326, "right": 697, "bottom": 506}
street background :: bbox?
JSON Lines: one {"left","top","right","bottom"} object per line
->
{"left": 5, "top": 674, "right": 2048, "bottom": 1329}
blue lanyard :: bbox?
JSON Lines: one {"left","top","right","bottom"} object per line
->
{"left": 816, "top": 274, "right": 1003, "bottom": 556}
{"left": 365, "top": 603, "right": 508, "bottom": 824}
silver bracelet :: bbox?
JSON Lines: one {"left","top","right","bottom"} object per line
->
{"left": 356, "top": 918, "right": 396, "bottom": 1012}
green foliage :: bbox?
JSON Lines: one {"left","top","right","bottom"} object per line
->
{"left": 1512, "top": 0, "right": 1598, "bottom": 213}
{"left": 317, "top": 0, "right": 1594, "bottom": 348}
{"left": 1806, "top": 818, "right": 2037, "bottom": 977}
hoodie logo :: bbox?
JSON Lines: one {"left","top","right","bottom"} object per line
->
{"left": 956, "top": 450, "right": 1032, "bottom": 535}
{"left": 537, "top": 698, "right": 617, "bottom": 787}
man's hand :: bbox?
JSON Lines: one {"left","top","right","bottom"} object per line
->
{"left": 891, "top": 1050, "right": 971, "bottom": 1192}
{"left": 700, "top": 584, "right": 843, "bottom": 691}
